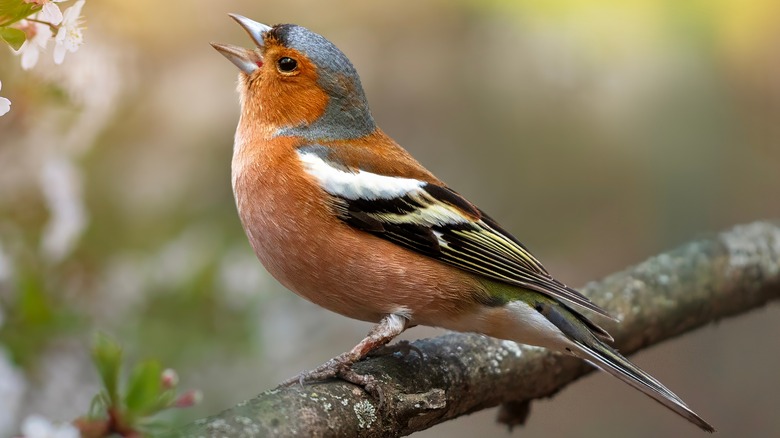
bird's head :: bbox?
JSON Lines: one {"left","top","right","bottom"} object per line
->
{"left": 212, "top": 15, "right": 376, "bottom": 141}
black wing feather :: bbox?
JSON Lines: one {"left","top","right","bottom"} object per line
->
{"left": 328, "top": 182, "right": 612, "bottom": 319}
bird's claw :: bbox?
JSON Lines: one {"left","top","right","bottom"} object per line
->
{"left": 338, "top": 366, "right": 386, "bottom": 406}
{"left": 277, "top": 354, "right": 386, "bottom": 406}
{"left": 278, "top": 356, "right": 345, "bottom": 387}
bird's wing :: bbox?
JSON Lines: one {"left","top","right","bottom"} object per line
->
{"left": 297, "top": 146, "right": 613, "bottom": 319}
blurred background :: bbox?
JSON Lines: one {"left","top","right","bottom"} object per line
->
{"left": 1, "top": 0, "right": 779, "bottom": 436}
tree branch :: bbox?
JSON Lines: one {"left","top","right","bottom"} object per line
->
{"left": 181, "top": 221, "right": 780, "bottom": 437}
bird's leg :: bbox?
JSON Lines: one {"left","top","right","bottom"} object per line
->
{"left": 279, "top": 314, "right": 408, "bottom": 400}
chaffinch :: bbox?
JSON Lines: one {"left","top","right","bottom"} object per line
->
{"left": 211, "top": 14, "right": 714, "bottom": 432}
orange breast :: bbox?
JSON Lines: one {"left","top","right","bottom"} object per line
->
{"left": 231, "top": 135, "right": 484, "bottom": 327}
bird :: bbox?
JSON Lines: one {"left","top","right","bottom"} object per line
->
{"left": 211, "top": 14, "right": 714, "bottom": 432}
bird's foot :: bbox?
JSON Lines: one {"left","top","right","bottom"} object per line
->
{"left": 338, "top": 366, "right": 384, "bottom": 405}
{"left": 277, "top": 314, "right": 410, "bottom": 406}
{"left": 279, "top": 353, "right": 351, "bottom": 387}
{"left": 278, "top": 353, "right": 385, "bottom": 404}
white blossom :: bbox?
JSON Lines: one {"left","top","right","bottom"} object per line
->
{"left": 40, "top": 156, "right": 88, "bottom": 261}
{"left": 0, "top": 349, "right": 26, "bottom": 436}
{"left": 53, "top": 0, "right": 85, "bottom": 65}
{"left": 25, "top": 0, "right": 67, "bottom": 25}
{"left": 20, "top": 415, "right": 79, "bottom": 438}
{"left": 0, "top": 81, "right": 10, "bottom": 116}
{"left": 15, "top": 20, "right": 53, "bottom": 70}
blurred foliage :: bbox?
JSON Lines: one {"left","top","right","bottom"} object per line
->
{"left": 0, "top": 261, "right": 79, "bottom": 366}
{"left": 0, "top": 0, "right": 39, "bottom": 27}
{"left": 0, "top": 26, "right": 25, "bottom": 50}
{"left": 75, "top": 333, "right": 198, "bottom": 437}
{"left": 0, "top": 1, "right": 778, "bottom": 437}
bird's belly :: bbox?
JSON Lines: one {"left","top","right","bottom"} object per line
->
{"left": 239, "top": 200, "right": 480, "bottom": 326}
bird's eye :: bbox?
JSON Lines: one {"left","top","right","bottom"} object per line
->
{"left": 277, "top": 57, "right": 298, "bottom": 73}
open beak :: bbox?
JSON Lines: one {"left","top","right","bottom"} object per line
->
{"left": 210, "top": 14, "right": 272, "bottom": 75}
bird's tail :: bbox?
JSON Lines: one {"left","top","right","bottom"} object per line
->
{"left": 569, "top": 339, "right": 715, "bottom": 433}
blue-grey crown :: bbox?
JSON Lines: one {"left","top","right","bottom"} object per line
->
{"left": 272, "top": 24, "right": 376, "bottom": 141}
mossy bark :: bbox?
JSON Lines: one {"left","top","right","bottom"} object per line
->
{"left": 180, "top": 221, "right": 780, "bottom": 437}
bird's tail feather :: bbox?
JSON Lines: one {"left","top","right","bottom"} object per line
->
{"left": 570, "top": 340, "right": 715, "bottom": 432}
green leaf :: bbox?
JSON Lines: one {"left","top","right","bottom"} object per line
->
{"left": 0, "top": 26, "right": 24, "bottom": 50}
{"left": 151, "top": 388, "right": 177, "bottom": 412}
{"left": 92, "top": 333, "right": 123, "bottom": 407}
{"left": 124, "top": 360, "right": 163, "bottom": 416}
{"left": 0, "top": 0, "right": 40, "bottom": 27}
{"left": 18, "top": 271, "right": 53, "bottom": 325}
{"left": 88, "top": 392, "right": 110, "bottom": 419}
